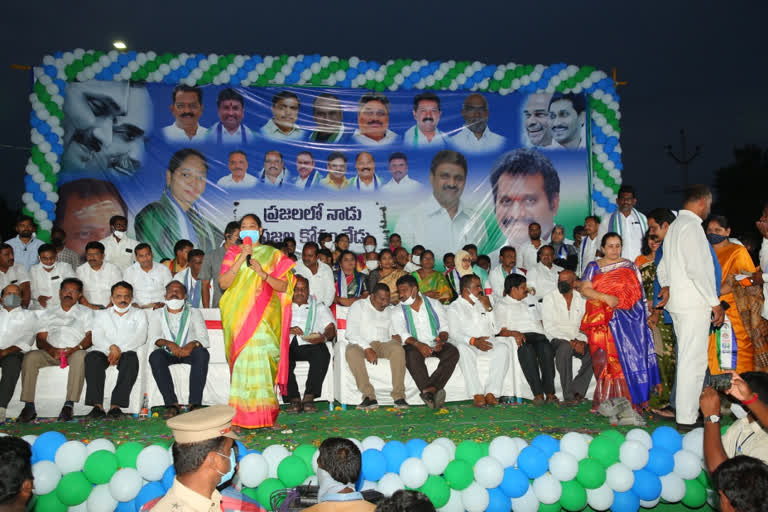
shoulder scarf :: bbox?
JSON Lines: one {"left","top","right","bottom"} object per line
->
{"left": 609, "top": 208, "right": 648, "bottom": 238}
{"left": 401, "top": 294, "right": 440, "bottom": 340}
{"left": 336, "top": 269, "right": 364, "bottom": 298}
{"left": 162, "top": 305, "right": 191, "bottom": 352}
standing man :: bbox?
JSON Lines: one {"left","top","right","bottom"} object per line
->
{"left": 487, "top": 246, "right": 524, "bottom": 299}
{"left": 353, "top": 93, "right": 399, "bottom": 145}
{"left": 518, "top": 223, "right": 549, "bottom": 271}
{"left": 0, "top": 244, "right": 31, "bottom": 309}
{"left": 598, "top": 185, "right": 648, "bottom": 261}
{"left": 261, "top": 91, "right": 305, "bottom": 141}
{"left": 450, "top": 93, "right": 506, "bottom": 153}
{"left": 393, "top": 275, "right": 458, "bottom": 409}
{"left": 404, "top": 92, "right": 448, "bottom": 148}
{"left": 308, "top": 93, "right": 348, "bottom": 143}
{"left": 29, "top": 244, "right": 76, "bottom": 310}
{"left": 163, "top": 85, "right": 208, "bottom": 142}
{"left": 285, "top": 276, "right": 335, "bottom": 413}
{"left": 100, "top": 215, "right": 140, "bottom": 271}
{"left": 85, "top": 281, "right": 147, "bottom": 419}
{"left": 548, "top": 92, "right": 586, "bottom": 149}
{"left": 51, "top": 227, "right": 82, "bottom": 268}
{"left": 4, "top": 216, "right": 44, "bottom": 270}
{"left": 294, "top": 242, "right": 336, "bottom": 307}
{"left": 578, "top": 215, "right": 601, "bottom": 278}
{"left": 350, "top": 151, "right": 382, "bottom": 192}
{"left": 77, "top": 241, "right": 123, "bottom": 310}
{"left": 206, "top": 88, "right": 255, "bottom": 144}
{"left": 657, "top": 185, "right": 724, "bottom": 431}
{"left": 293, "top": 151, "right": 318, "bottom": 189}
{"left": 0, "top": 285, "right": 36, "bottom": 423}
{"left": 199, "top": 221, "right": 239, "bottom": 309}
{"left": 381, "top": 152, "right": 422, "bottom": 193}
{"left": 174, "top": 249, "right": 206, "bottom": 308}
{"left": 124, "top": 243, "right": 173, "bottom": 309}
{"left": 527, "top": 246, "right": 565, "bottom": 302}
{"left": 216, "top": 150, "right": 257, "bottom": 189}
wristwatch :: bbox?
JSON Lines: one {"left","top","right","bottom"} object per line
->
{"left": 705, "top": 415, "right": 721, "bottom": 424}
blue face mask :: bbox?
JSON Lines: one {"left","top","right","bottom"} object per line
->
{"left": 706, "top": 233, "right": 728, "bottom": 245}
{"left": 240, "top": 230, "right": 260, "bottom": 243}
{"left": 215, "top": 450, "right": 237, "bottom": 486}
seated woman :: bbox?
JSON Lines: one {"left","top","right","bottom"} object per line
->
{"left": 334, "top": 250, "right": 369, "bottom": 308}
{"left": 332, "top": 233, "right": 351, "bottom": 265}
{"left": 413, "top": 250, "right": 453, "bottom": 304}
{"left": 447, "top": 249, "right": 485, "bottom": 298}
{"left": 367, "top": 249, "right": 407, "bottom": 304}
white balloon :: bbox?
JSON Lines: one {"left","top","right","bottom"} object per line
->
{"left": 559, "top": 432, "right": 588, "bottom": 460}
{"left": 659, "top": 473, "right": 685, "bottom": 503}
{"left": 586, "top": 483, "right": 614, "bottom": 511}
{"left": 511, "top": 486, "right": 539, "bottom": 512}
{"left": 109, "top": 467, "right": 142, "bottom": 502}
{"left": 438, "top": 489, "right": 464, "bottom": 512}
{"left": 262, "top": 445, "right": 290, "bottom": 478}
{"left": 55, "top": 441, "right": 88, "bottom": 474}
{"left": 399, "top": 457, "right": 428, "bottom": 488}
{"left": 549, "top": 451, "right": 579, "bottom": 481}
{"left": 312, "top": 449, "right": 320, "bottom": 473}
{"left": 606, "top": 463, "right": 634, "bottom": 492}
{"left": 136, "top": 445, "right": 172, "bottom": 481}
{"left": 432, "top": 437, "right": 456, "bottom": 459}
{"left": 640, "top": 497, "right": 660, "bottom": 508}
{"left": 239, "top": 453, "right": 269, "bottom": 488}
{"left": 619, "top": 441, "right": 649, "bottom": 470}
{"left": 361, "top": 436, "right": 385, "bottom": 451}
{"left": 473, "top": 456, "right": 504, "bottom": 489}
{"left": 489, "top": 436, "right": 519, "bottom": 467}
{"left": 361, "top": 480, "right": 377, "bottom": 491}
{"left": 22, "top": 435, "right": 38, "bottom": 446}
{"left": 32, "top": 460, "right": 61, "bottom": 495}
{"left": 87, "top": 483, "right": 117, "bottom": 512}
{"left": 682, "top": 428, "right": 705, "bottom": 459}
{"left": 377, "top": 473, "right": 405, "bottom": 497}
{"left": 461, "top": 482, "right": 489, "bottom": 512}
{"left": 68, "top": 502, "right": 88, "bottom": 512}
{"left": 673, "top": 450, "right": 702, "bottom": 480}
{"left": 533, "top": 473, "right": 562, "bottom": 504}
{"left": 422, "top": 442, "right": 451, "bottom": 475}
{"left": 511, "top": 437, "right": 529, "bottom": 454}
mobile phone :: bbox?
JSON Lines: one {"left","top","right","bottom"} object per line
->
{"left": 710, "top": 373, "right": 732, "bottom": 392}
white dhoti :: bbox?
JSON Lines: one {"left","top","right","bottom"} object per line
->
{"left": 454, "top": 338, "right": 510, "bottom": 397}
{"left": 669, "top": 309, "right": 712, "bottom": 424}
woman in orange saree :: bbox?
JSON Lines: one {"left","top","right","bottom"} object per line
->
{"left": 219, "top": 214, "right": 295, "bottom": 429}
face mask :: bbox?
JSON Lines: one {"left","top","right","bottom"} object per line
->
{"left": 731, "top": 403, "right": 748, "bottom": 420}
{"left": 557, "top": 281, "right": 572, "bottom": 294}
{"left": 240, "top": 230, "right": 260, "bottom": 243}
{"left": 42, "top": 263, "right": 56, "bottom": 271}
{"left": 113, "top": 230, "right": 126, "bottom": 239}
{"left": 412, "top": 255, "right": 421, "bottom": 265}
{"left": 215, "top": 450, "right": 237, "bottom": 486}
{"left": 364, "top": 244, "right": 376, "bottom": 253}
{"left": 113, "top": 304, "right": 131, "bottom": 314}
{"left": 402, "top": 293, "right": 416, "bottom": 306}
{"left": 2, "top": 294, "right": 21, "bottom": 309}
{"left": 323, "top": 241, "right": 335, "bottom": 251}
{"left": 317, "top": 467, "right": 352, "bottom": 500}
{"left": 365, "top": 260, "right": 379, "bottom": 270}
{"left": 706, "top": 233, "right": 728, "bottom": 245}
{"left": 166, "top": 298, "right": 185, "bottom": 310}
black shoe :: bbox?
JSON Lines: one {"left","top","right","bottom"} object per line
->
{"left": 86, "top": 407, "right": 106, "bottom": 419}
{"left": 359, "top": 397, "right": 379, "bottom": 410}
{"left": 420, "top": 391, "right": 436, "bottom": 409}
{"left": 57, "top": 405, "right": 74, "bottom": 422}
{"left": 394, "top": 399, "right": 409, "bottom": 409}
{"left": 189, "top": 404, "right": 204, "bottom": 412}
{"left": 676, "top": 420, "right": 703, "bottom": 433}
{"left": 434, "top": 389, "right": 447, "bottom": 409}
{"left": 107, "top": 408, "right": 125, "bottom": 420}
{"left": 17, "top": 407, "right": 37, "bottom": 424}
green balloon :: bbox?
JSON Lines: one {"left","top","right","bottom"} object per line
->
{"left": 34, "top": 491, "right": 67, "bottom": 512}
{"left": 588, "top": 437, "right": 619, "bottom": 468}
{"left": 153, "top": 440, "right": 171, "bottom": 449}
{"left": 560, "top": 479, "right": 588, "bottom": 511}
{"left": 599, "top": 430, "right": 625, "bottom": 445}
{"left": 444, "top": 460, "right": 474, "bottom": 490}
{"left": 419, "top": 475, "right": 451, "bottom": 508}
{"left": 696, "top": 470, "right": 711, "bottom": 489}
{"left": 56, "top": 471, "right": 91, "bottom": 506}
{"left": 576, "top": 458, "right": 606, "bottom": 489}
{"left": 115, "top": 441, "right": 144, "bottom": 468}
{"left": 256, "top": 478, "right": 287, "bottom": 511}
{"left": 293, "top": 444, "right": 317, "bottom": 472}
{"left": 682, "top": 479, "right": 707, "bottom": 508}
{"left": 277, "top": 455, "right": 308, "bottom": 487}
{"left": 83, "top": 449, "right": 119, "bottom": 484}
{"left": 455, "top": 440, "right": 484, "bottom": 466}
{"left": 538, "top": 502, "right": 560, "bottom": 512}
{"left": 243, "top": 487, "right": 259, "bottom": 500}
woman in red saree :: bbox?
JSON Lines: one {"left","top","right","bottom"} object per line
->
{"left": 218, "top": 214, "right": 295, "bottom": 429}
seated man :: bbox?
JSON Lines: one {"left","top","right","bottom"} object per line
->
{"left": 148, "top": 281, "right": 210, "bottom": 418}
{"left": 541, "top": 270, "right": 593, "bottom": 404}
{"left": 345, "top": 284, "right": 408, "bottom": 410}
{"left": 173, "top": 249, "right": 206, "bottom": 308}
{"left": 393, "top": 275, "right": 458, "bottom": 409}
{"left": 29, "top": 243, "right": 76, "bottom": 309}
{"left": 487, "top": 246, "right": 525, "bottom": 299}
{"left": 0, "top": 436, "right": 34, "bottom": 512}
{"left": 0, "top": 285, "right": 37, "bottom": 423}
{"left": 19, "top": 278, "right": 93, "bottom": 422}
{"left": 0, "top": 244, "right": 31, "bottom": 308}
{"left": 305, "top": 437, "right": 376, "bottom": 512}
{"left": 77, "top": 241, "right": 123, "bottom": 310}
{"left": 448, "top": 274, "right": 511, "bottom": 407}
{"left": 496, "top": 273, "right": 557, "bottom": 405}
{"left": 85, "top": 281, "right": 148, "bottom": 419}
{"left": 124, "top": 243, "right": 173, "bottom": 309}
{"left": 285, "top": 276, "right": 335, "bottom": 413}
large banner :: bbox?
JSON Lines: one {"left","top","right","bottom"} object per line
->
{"left": 56, "top": 81, "right": 591, "bottom": 265}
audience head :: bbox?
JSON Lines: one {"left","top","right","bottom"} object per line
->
{"left": 528, "top": 222, "right": 542, "bottom": 241}
{"left": 504, "top": 273, "right": 527, "bottom": 300}
{"left": 683, "top": 184, "right": 713, "bottom": 219}
{"left": 379, "top": 249, "right": 395, "bottom": 270}
{"left": 173, "top": 240, "right": 194, "bottom": 264}
{"left": 317, "top": 437, "right": 362, "bottom": 488}
{"left": 443, "top": 252, "right": 455, "bottom": 270}
{"left": 37, "top": 244, "right": 57, "bottom": 268}
{"left": 318, "top": 232, "right": 334, "bottom": 251}
{"left": 601, "top": 232, "right": 623, "bottom": 260}
{"left": 111, "top": 281, "right": 134, "bottom": 311}
{"left": 363, "top": 235, "right": 377, "bottom": 253}
{"left": 396, "top": 274, "right": 419, "bottom": 304}
{"left": 712, "top": 455, "right": 768, "bottom": 512}
{"left": 317, "top": 248, "right": 333, "bottom": 266}
{"left": 1, "top": 284, "right": 22, "bottom": 310}
{"left": 0, "top": 244, "right": 14, "bottom": 270}
{"left": 557, "top": 269, "right": 576, "bottom": 295}
{"left": 85, "top": 241, "right": 106, "bottom": 269}
{"left": 647, "top": 208, "right": 676, "bottom": 241}
{"left": 339, "top": 250, "right": 357, "bottom": 274}
{"left": 375, "top": 490, "right": 437, "bottom": 512}
{"left": 335, "top": 233, "right": 350, "bottom": 252}
{"left": 365, "top": 250, "right": 379, "bottom": 271}
{"left": 584, "top": 215, "right": 600, "bottom": 237}
{"left": 389, "top": 233, "right": 402, "bottom": 250}
{"left": 50, "top": 226, "right": 67, "bottom": 250}
{"left": 500, "top": 246, "right": 516, "bottom": 269}
{"left": 455, "top": 250, "right": 473, "bottom": 276}
{"left": 109, "top": 215, "right": 129, "bottom": 237}
{"left": 135, "top": 243, "right": 154, "bottom": 270}
{"left": 165, "top": 280, "right": 188, "bottom": 304}
{"left": 394, "top": 247, "right": 410, "bottom": 268}
{"left": 59, "top": 277, "right": 84, "bottom": 309}
{"left": 284, "top": 237, "right": 296, "bottom": 254}
{"left": 476, "top": 254, "right": 491, "bottom": 272}
{"left": 572, "top": 225, "right": 585, "bottom": 245}
{"left": 705, "top": 215, "right": 732, "bottom": 245}
{"left": 551, "top": 225, "right": 566, "bottom": 244}
{"left": 640, "top": 232, "right": 661, "bottom": 257}
{"left": 292, "top": 275, "right": 310, "bottom": 305}
{"left": 459, "top": 273, "right": 481, "bottom": 298}
{"left": 223, "top": 221, "right": 241, "bottom": 246}
{"left": 616, "top": 185, "right": 638, "bottom": 215}
{"left": 239, "top": 214, "right": 263, "bottom": 244}
{"left": 537, "top": 245, "right": 555, "bottom": 267}
{"left": 370, "top": 283, "right": 391, "bottom": 311}
{"left": 420, "top": 250, "right": 436, "bottom": 271}
{"left": 302, "top": 242, "right": 320, "bottom": 267}
{"left": 0, "top": 436, "right": 34, "bottom": 511}
{"left": 187, "top": 249, "right": 205, "bottom": 275}
{"left": 462, "top": 244, "right": 478, "bottom": 262}
{"left": 14, "top": 216, "right": 36, "bottom": 240}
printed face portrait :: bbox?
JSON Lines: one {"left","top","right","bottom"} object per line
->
{"left": 166, "top": 154, "right": 207, "bottom": 210}
{"left": 218, "top": 99, "right": 244, "bottom": 132}
{"left": 430, "top": 162, "right": 466, "bottom": 210}
{"left": 62, "top": 82, "right": 152, "bottom": 175}
{"left": 313, "top": 95, "right": 343, "bottom": 134}
{"left": 296, "top": 153, "right": 314, "bottom": 179}
{"left": 272, "top": 96, "right": 300, "bottom": 131}
{"left": 327, "top": 157, "right": 347, "bottom": 182}
{"left": 170, "top": 90, "right": 203, "bottom": 131}
{"left": 413, "top": 99, "right": 441, "bottom": 135}
{"left": 264, "top": 152, "right": 284, "bottom": 181}
{"left": 523, "top": 93, "right": 553, "bottom": 147}
{"left": 357, "top": 100, "right": 389, "bottom": 140}
{"left": 461, "top": 94, "right": 489, "bottom": 134}
{"left": 355, "top": 152, "right": 375, "bottom": 182}
{"left": 549, "top": 98, "right": 584, "bottom": 147}
{"left": 228, "top": 152, "right": 248, "bottom": 181}
{"left": 56, "top": 182, "right": 128, "bottom": 256}
{"left": 494, "top": 173, "right": 559, "bottom": 249}
{"left": 388, "top": 158, "right": 408, "bottom": 182}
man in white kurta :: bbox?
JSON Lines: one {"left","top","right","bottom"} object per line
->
{"left": 486, "top": 246, "right": 525, "bottom": 299}
{"left": 578, "top": 216, "right": 601, "bottom": 278}
{"left": 77, "top": 241, "right": 123, "bottom": 309}
{"left": 0, "top": 284, "right": 36, "bottom": 422}
{"left": 517, "top": 223, "right": 550, "bottom": 271}
{"left": 123, "top": 244, "right": 173, "bottom": 309}
{"left": 0, "top": 244, "right": 31, "bottom": 308}
{"left": 656, "top": 186, "right": 723, "bottom": 428}
{"left": 85, "top": 281, "right": 147, "bottom": 419}
{"left": 597, "top": 186, "right": 648, "bottom": 262}
{"left": 29, "top": 245, "right": 76, "bottom": 310}
{"left": 526, "top": 246, "right": 565, "bottom": 308}
{"left": 294, "top": 243, "right": 336, "bottom": 307}
{"left": 448, "top": 273, "right": 510, "bottom": 407}
{"left": 173, "top": 249, "right": 207, "bottom": 308}
{"left": 99, "top": 216, "right": 140, "bottom": 271}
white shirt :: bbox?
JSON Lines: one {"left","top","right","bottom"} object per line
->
{"left": 352, "top": 128, "right": 399, "bottom": 146}
{"left": 293, "top": 261, "right": 335, "bottom": 307}
{"left": 657, "top": 209, "right": 720, "bottom": 312}
{"left": 99, "top": 235, "right": 139, "bottom": 271}
{"left": 4, "top": 235, "right": 44, "bottom": 270}
{"left": 598, "top": 210, "right": 648, "bottom": 262}
{"left": 216, "top": 173, "right": 258, "bottom": 189}
{"left": 291, "top": 298, "right": 335, "bottom": 346}
{"left": 487, "top": 265, "right": 525, "bottom": 299}
{"left": 518, "top": 238, "right": 550, "bottom": 271}
{"left": 162, "top": 122, "right": 208, "bottom": 143}
{"left": 205, "top": 122, "right": 255, "bottom": 144}
{"left": 578, "top": 234, "right": 600, "bottom": 278}
{"left": 0, "top": 307, "right": 37, "bottom": 351}
{"left": 395, "top": 194, "right": 486, "bottom": 263}
{"left": 345, "top": 297, "right": 393, "bottom": 349}
{"left": 124, "top": 262, "right": 173, "bottom": 307}
{"left": 527, "top": 262, "right": 564, "bottom": 299}
{"left": 0, "top": 263, "right": 30, "bottom": 289}
{"left": 722, "top": 418, "right": 768, "bottom": 464}
{"left": 495, "top": 295, "right": 544, "bottom": 334}
{"left": 403, "top": 125, "right": 449, "bottom": 148}
{"left": 91, "top": 307, "right": 148, "bottom": 354}
{"left": 293, "top": 174, "right": 315, "bottom": 189}
{"left": 77, "top": 262, "right": 123, "bottom": 307}
{"left": 29, "top": 262, "right": 76, "bottom": 309}
{"left": 381, "top": 175, "right": 422, "bottom": 194}
{"left": 148, "top": 306, "right": 210, "bottom": 348}
{"left": 448, "top": 296, "right": 497, "bottom": 344}
{"left": 38, "top": 304, "right": 93, "bottom": 349}
{"left": 391, "top": 295, "right": 448, "bottom": 348}
{"left": 261, "top": 119, "right": 305, "bottom": 141}
{"left": 760, "top": 238, "right": 768, "bottom": 320}
{"left": 541, "top": 290, "right": 587, "bottom": 342}
{"left": 449, "top": 126, "right": 506, "bottom": 154}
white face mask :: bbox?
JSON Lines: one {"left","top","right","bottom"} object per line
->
{"left": 402, "top": 293, "right": 416, "bottom": 306}
{"left": 412, "top": 255, "right": 421, "bottom": 265}
{"left": 323, "top": 241, "right": 335, "bottom": 251}
{"left": 166, "top": 298, "right": 185, "bottom": 310}
{"left": 42, "top": 263, "right": 56, "bottom": 271}
{"left": 113, "top": 304, "right": 131, "bottom": 314}
{"left": 731, "top": 403, "right": 748, "bottom": 420}
{"left": 113, "top": 230, "right": 126, "bottom": 239}
{"left": 364, "top": 244, "right": 376, "bottom": 253}
{"left": 365, "top": 260, "right": 379, "bottom": 270}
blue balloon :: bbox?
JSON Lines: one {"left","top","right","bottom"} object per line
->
{"left": 382, "top": 441, "right": 408, "bottom": 474}
{"left": 161, "top": 465, "right": 176, "bottom": 490}
{"left": 499, "top": 467, "right": 529, "bottom": 498}
{"left": 611, "top": 490, "right": 640, "bottom": 512}
{"left": 516, "top": 446, "right": 548, "bottom": 479}
{"left": 44, "top": 65, "right": 58, "bottom": 78}
{"left": 361, "top": 449, "right": 386, "bottom": 482}
{"left": 651, "top": 426, "right": 682, "bottom": 453}
{"left": 235, "top": 441, "right": 247, "bottom": 461}
{"left": 405, "top": 439, "right": 428, "bottom": 459}
{"left": 116, "top": 499, "right": 137, "bottom": 512}
{"left": 135, "top": 482, "right": 165, "bottom": 510}
{"left": 486, "top": 487, "right": 511, "bottom": 512}
{"left": 530, "top": 434, "right": 559, "bottom": 459}
{"left": 645, "top": 447, "right": 674, "bottom": 477}
{"left": 33, "top": 191, "right": 46, "bottom": 203}
{"left": 632, "top": 469, "right": 661, "bottom": 501}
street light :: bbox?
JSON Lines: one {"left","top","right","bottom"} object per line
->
{"left": 113, "top": 41, "right": 127, "bottom": 50}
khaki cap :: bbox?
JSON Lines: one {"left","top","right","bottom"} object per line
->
{"left": 167, "top": 405, "right": 240, "bottom": 443}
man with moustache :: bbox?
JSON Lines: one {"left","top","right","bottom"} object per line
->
{"left": 404, "top": 92, "right": 448, "bottom": 148}
{"left": 450, "top": 93, "right": 506, "bottom": 154}
{"left": 352, "top": 93, "right": 399, "bottom": 146}
{"left": 0, "top": 245, "right": 31, "bottom": 309}
{"left": 548, "top": 92, "right": 587, "bottom": 149}
{"left": 308, "top": 93, "right": 349, "bottom": 143}
{"left": 4, "top": 216, "right": 44, "bottom": 271}
{"left": 163, "top": 85, "right": 208, "bottom": 143}
{"left": 318, "top": 151, "right": 352, "bottom": 191}
{"left": 77, "top": 241, "right": 123, "bottom": 310}
{"left": 293, "top": 242, "right": 335, "bottom": 307}
{"left": 487, "top": 246, "right": 525, "bottom": 299}
{"left": 206, "top": 88, "right": 255, "bottom": 145}
{"left": 0, "top": 284, "right": 36, "bottom": 423}
{"left": 578, "top": 215, "right": 601, "bottom": 277}
{"left": 381, "top": 152, "right": 422, "bottom": 193}
{"left": 100, "top": 215, "right": 139, "bottom": 271}
{"left": 490, "top": 148, "right": 560, "bottom": 267}
{"left": 597, "top": 185, "right": 648, "bottom": 261}
{"left": 523, "top": 93, "right": 557, "bottom": 148}
{"left": 216, "top": 150, "right": 257, "bottom": 189}
{"left": 292, "top": 151, "right": 319, "bottom": 189}
{"left": 123, "top": 243, "right": 173, "bottom": 310}
{"left": 261, "top": 91, "right": 305, "bottom": 141}
{"left": 259, "top": 150, "right": 289, "bottom": 186}
{"left": 350, "top": 151, "right": 383, "bottom": 192}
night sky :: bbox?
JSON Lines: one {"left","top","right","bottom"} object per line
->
{"left": 1, "top": 1, "right": 766, "bottom": 212}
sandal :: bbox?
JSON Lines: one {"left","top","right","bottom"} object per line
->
{"left": 286, "top": 399, "right": 303, "bottom": 414}
{"left": 302, "top": 400, "right": 318, "bottom": 413}
{"left": 163, "top": 405, "right": 181, "bottom": 419}
{"left": 651, "top": 404, "right": 676, "bottom": 419}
